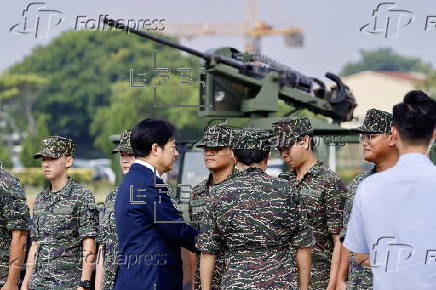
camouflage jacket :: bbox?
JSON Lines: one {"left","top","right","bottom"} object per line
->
{"left": 30, "top": 178, "right": 99, "bottom": 290}
{"left": 279, "top": 161, "right": 347, "bottom": 289}
{"left": 189, "top": 169, "right": 236, "bottom": 290}
{"left": 342, "top": 167, "right": 375, "bottom": 290}
{"left": 197, "top": 167, "right": 315, "bottom": 289}
{"left": 97, "top": 187, "right": 118, "bottom": 290}
{"left": 0, "top": 169, "right": 29, "bottom": 285}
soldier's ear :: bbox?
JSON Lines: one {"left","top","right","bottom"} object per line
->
{"left": 304, "top": 135, "right": 310, "bottom": 151}
{"left": 388, "top": 134, "right": 395, "bottom": 146}
{"left": 65, "top": 156, "right": 74, "bottom": 169}
{"left": 391, "top": 127, "right": 399, "bottom": 143}
{"left": 230, "top": 150, "right": 236, "bottom": 162}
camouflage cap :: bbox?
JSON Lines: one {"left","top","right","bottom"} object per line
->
{"left": 112, "top": 130, "right": 134, "bottom": 154}
{"left": 351, "top": 108, "right": 392, "bottom": 134}
{"left": 196, "top": 123, "right": 234, "bottom": 148}
{"left": 231, "top": 128, "right": 272, "bottom": 151}
{"left": 33, "top": 136, "right": 75, "bottom": 159}
{"left": 272, "top": 117, "right": 313, "bottom": 147}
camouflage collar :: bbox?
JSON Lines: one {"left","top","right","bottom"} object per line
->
{"left": 41, "top": 178, "right": 74, "bottom": 200}
{"left": 233, "top": 167, "right": 265, "bottom": 178}
{"left": 284, "top": 160, "right": 324, "bottom": 181}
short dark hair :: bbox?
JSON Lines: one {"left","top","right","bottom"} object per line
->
{"left": 131, "top": 118, "right": 176, "bottom": 157}
{"left": 232, "top": 149, "right": 269, "bottom": 166}
{"left": 392, "top": 90, "right": 436, "bottom": 145}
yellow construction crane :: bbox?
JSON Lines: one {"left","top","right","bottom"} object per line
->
{"left": 163, "top": 0, "right": 304, "bottom": 54}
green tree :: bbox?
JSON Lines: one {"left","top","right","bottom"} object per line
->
{"left": 8, "top": 30, "right": 200, "bottom": 157}
{"left": 20, "top": 114, "right": 50, "bottom": 168}
{"left": 91, "top": 75, "right": 207, "bottom": 155}
{"left": 0, "top": 74, "right": 48, "bottom": 134}
{"left": 416, "top": 70, "right": 436, "bottom": 98}
{"left": 341, "top": 48, "right": 433, "bottom": 76}
{"left": 0, "top": 146, "right": 13, "bottom": 169}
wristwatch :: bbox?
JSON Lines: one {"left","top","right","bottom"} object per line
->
{"left": 79, "top": 280, "right": 92, "bottom": 289}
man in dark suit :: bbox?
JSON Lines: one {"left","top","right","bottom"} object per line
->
{"left": 114, "top": 118, "right": 199, "bottom": 290}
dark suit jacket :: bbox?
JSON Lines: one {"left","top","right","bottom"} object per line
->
{"left": 114, "top": 163, "right": 199, "bottom": 290}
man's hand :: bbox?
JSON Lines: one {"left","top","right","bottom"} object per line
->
{"left": 1, "top": 280, "right": 18, "bottom": 290}
{"left": 19, "top": 283, "right": 28, "bottom": 290}
{"left": 326, "top": 282, "right": 336, "bottom": 290}
{"left": 335, "top": 280, "right": 347, "bottom": 290}
{"left": 77, "top": 287, "right": 85, "bottom": 290}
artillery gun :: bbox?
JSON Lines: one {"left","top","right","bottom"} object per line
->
{"left": 103, "top": 17, "right": 356, "bottom": 124}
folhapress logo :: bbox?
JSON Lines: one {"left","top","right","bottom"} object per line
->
{"left": 360, "top": 2, "right": 414, "bottom": 39}
{"left": 10, "top": 2, "right": 65, "bottom": 38}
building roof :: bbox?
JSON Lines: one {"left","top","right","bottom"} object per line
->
{"left": 374, "top": 71, "right": 426, "bottom": 83}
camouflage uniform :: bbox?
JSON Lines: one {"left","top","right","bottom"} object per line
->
{"left": 341, "top": 109, "right": 393, "bottom": 289}
{"left": 0, "top": 169, "right": 29, "bottom": 286}
{"left": 273, "top": 117, "right": 347, "bottom": 290}
{"left": 197, "top": 128, "right": 315, "bottom": 289}
{"left": 30, "top": 136, "right": 99, "bottom": 290}
{"left": 190, "top": 123, "right": 236, "bottom": 290}
{"left": 97, "top": 130, "right": 133, "bottom": 290}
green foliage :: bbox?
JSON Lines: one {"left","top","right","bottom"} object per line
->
{"left": 337, "top": 168, "right": 361, "bottom": 183}
{"left": 0, "top": 146, "right": 13, "bottom": 169}
{"left": 8, "top": 30, "right": 201, "bottom": 156}
{"left": 415, "top": 70, "right": 436, "bottom": 98}
{"left": 20, "top": 114, "right": 50, "bottom": 168}
{"left": 341, "top": 48, "right": 433, "bottom": 76}
{"left": 91, "top": 75, "right": 207, "bottom": 154}
{"left": 0, "top": 74, "right": 48, "bottom": 132}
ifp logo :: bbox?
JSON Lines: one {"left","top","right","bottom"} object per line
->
{"left": 372, "top": 236, "right": 414, "bottom": 272}
{"left": 360, "top": 2, "right": 414, "bottom": 39}
{"left": 10, "top": 2, "right": 65, "bottom": 39}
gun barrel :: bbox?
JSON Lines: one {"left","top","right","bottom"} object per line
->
{"left": 103, "top": 17, "right": 209, "bottom": 60}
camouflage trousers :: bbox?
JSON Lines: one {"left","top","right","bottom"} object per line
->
{"left": 222, "top": 248, "right": 298, "bottom": 290}
{"left": 346, "top": 255, "right": 373, "bottom": 290}
{"left": 309, "top": 259, "right": 330, "bottom": 290}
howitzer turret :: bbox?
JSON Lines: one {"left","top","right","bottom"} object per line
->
{"left": 104, "top": 18, "right": 356, "bottom": 123}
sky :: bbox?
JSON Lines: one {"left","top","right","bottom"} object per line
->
{"left": 1, "top": 0, "right": 436, "bottom": 81}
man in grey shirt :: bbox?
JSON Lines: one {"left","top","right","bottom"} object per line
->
{"left": 344, "top": 90, "right": 436, "bottom": 290}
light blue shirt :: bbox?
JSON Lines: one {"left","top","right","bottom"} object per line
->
{"left": 344, "top": 153, "right": 436, "bottom": 290}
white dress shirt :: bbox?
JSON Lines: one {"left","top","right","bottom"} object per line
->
{"left": 134, "top": 159, "right": 163, "bottom": 179}
{"left": 345, "top": 153, "right": 436, "bottom": 290}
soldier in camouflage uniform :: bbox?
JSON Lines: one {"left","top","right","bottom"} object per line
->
{"left": 0, "top": 168, "right": 29, "bottom": 289}
{"left": 198, "top": 128, "right": 315, "bottom": 290}
{"left": 336, "top": 109, "right": 398, "bottom": 290}
{"left": 189, "top": 123, "right": 236, "bottom": 290}
{"left": 95, "top": 130, "right": 135, "bottom": 290}
{"left": 21, "top": 136, "right": 99, "bottom": 290}
{"left": 272, "top": 117, "right": 347, "bottom": 290}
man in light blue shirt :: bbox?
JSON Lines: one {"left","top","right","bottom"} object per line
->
{"left": 344, "top": 90, "right": 436, "bottom": 290}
